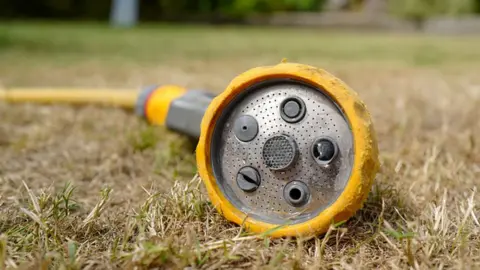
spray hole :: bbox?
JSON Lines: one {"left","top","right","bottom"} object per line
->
{"left": 289, "top": 188, "right": 302, "bottom": 201}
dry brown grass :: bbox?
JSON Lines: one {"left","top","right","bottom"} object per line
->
{"left": 0, "top": 22, "right": 479, "bottom": 269}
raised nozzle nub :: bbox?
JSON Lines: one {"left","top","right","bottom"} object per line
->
{"left": 284, "top": 181, "right": 310, "bottom": 207}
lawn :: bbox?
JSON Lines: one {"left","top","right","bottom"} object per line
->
{"left": 0, "top": 22, "right": 479, "bottom": 269}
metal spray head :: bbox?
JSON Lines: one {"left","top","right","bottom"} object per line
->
{"left": 195, "top": 62, "right": 379, "bottom": 238}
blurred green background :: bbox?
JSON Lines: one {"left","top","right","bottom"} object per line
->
{"left": 1, "top": 0, "right": 480, "bottom": 22}
{"left": 2, "top": 0, "right": 480, "bottom": 89}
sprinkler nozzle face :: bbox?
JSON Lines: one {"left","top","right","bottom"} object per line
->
{"left": 209, "top": 80, "right": 353, "bottom": 224}
{"left": 196, "top": 63, "right": 379, "bottom": 237}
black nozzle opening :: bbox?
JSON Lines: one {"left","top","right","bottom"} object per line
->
{"left": 284, "top": 181, "right": 310, "bottom": 207}
{"left": 311, "top": 137, "right": 338, "bottom": 165}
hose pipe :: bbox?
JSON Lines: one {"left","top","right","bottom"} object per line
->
{"left": 0, "top": 86, "right": 215, "bottom": 139}
{"left": 0, "top": 88, "right": 140, "bottom": 108}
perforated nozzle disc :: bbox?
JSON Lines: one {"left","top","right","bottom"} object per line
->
{"left": 210, "top": 80, "right": 354, "bottom": 224}
{"left": 262, "top": 134, "right": 298, "bottom": 170}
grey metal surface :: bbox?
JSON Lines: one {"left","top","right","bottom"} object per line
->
{"left": 165, "top": 90, "right": 214, "bottom": 139}
{"left": 210, "top": 80, "right": 354, "bottom": 224}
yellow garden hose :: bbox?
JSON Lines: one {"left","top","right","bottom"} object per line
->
{"left": 0, "top": 88, "right": 139, "bottom": 109}
{"left": 0, "top": 85, "right": 207, "bottom": 138}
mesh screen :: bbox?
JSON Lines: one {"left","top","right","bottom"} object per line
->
{"left": 262, "top": 135, "right": 296, "bottom": 170}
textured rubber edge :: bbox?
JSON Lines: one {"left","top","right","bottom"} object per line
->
{"left": 196, "top": 62, "right": 380, "bottom": 238}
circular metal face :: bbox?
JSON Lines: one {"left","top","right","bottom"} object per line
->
{"left": 262, "top": 134, "right": 298, "bottom": 171}
{"left": 210, "top": 80, "right": 354, "bottom": 224}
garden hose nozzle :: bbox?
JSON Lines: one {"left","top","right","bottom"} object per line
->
{"left": 195, "top": 62, "right": 379, "bottom": 238}
{"left": 0, "top": 62, "right": 379, "bottom": 238}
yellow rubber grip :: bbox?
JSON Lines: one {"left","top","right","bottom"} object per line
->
{"left": 144, "top": 85, "right": 187, "bottom": 125}
{"left": 0, "top": 88, "right": 139, "bottom": 109}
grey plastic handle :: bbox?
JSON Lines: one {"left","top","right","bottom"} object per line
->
{"left": 165, "top": 90, "right": 216, "bottom": 139}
